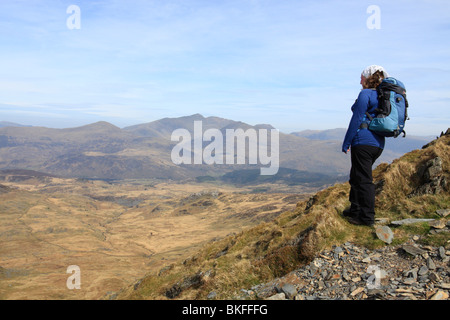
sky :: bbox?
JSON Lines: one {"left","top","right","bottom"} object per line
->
{"left": 0, "top": 0, "right": 449, "bottom": 136}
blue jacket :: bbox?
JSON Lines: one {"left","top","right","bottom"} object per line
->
{"left": 342, "top": 89, "right": 385, "bottom": 152}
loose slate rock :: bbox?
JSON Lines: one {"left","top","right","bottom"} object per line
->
{"left": 418, "top": 265, "right": 428, "bottom": 276}
{"left": 281, "top": 283, "right": 297, "bottom": 300}
{"left": 244, "top": 241, "right": 450, "bottom": 301}
{"left": 427, "top": 257, "right": 436, "bottom": 270}
{"left": 430, "top": 290, "right": 449, "bottom": 300}
{"left": 436, "top": 209, "right": 450, "bottom": 217}
{"left": 266, "top": 292, "right": 286, "bottom": 300}
{"left": 429, "top": 220, "right": 447, "bottom": 229}
{"left": 375, "top": 225, "right": 394, "bottom": 244}
{"left": 391, "top": 218, "right": 435, "bottom": 226}
{"left": 438, "top": 247, "right": 447, "bottom": 259}
{"left": 402, "top": 244, "right": 426, "bottom": 256}
{"left": 438, "top": 283, "right": 450, "bottom": 290}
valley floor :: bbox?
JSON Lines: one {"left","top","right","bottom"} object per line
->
{"left": 0, "top": 176, "right": 313, "bottom": 299}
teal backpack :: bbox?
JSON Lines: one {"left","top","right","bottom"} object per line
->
{"left": 363, "top": 77, "right": 409, "bottom": 138}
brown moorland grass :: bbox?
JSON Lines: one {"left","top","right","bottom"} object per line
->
{"left": 0, "top": 177, "right": 308, "bottom": 299}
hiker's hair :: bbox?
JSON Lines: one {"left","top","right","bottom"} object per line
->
{"left": 363, "top": 70, "right": 385, "bottom": 89}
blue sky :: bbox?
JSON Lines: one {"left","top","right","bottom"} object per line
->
{"left": 0, "top": 0, "right": 449, "bottom": 136}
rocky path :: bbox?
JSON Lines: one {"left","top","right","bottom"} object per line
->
{"left": 239, "top": 241, "right": 449, "bottom": 300}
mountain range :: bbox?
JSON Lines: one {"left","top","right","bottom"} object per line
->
{"left": 0, "top": 114, "right": 434, "bottom": 186}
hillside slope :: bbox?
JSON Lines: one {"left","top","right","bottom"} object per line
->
{"left": 115, "top": 130, "right": 449, "bottom": 300}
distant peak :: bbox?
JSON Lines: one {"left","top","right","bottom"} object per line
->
{"left": 159, "top": 113, "right": 205, "bottom": 121}
{"left": 187, "top": 113, "right": 205, "bottom": 119}
{"left": 92, "top": 121, "right": 117, "bottom": 127}
{"left": 65, "top": 121, "right": 122, "bottom": 133}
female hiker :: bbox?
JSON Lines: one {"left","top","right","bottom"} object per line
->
{"left": 342, "top": 65, "right": 389, "bottom": 226}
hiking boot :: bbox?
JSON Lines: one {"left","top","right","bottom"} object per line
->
{"left": 346, "top": 216, "right": 374, "bottom": 227}
{"left": 342, "top": 208, "right": 357, "bottom": 218}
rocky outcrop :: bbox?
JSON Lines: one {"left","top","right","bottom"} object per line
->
{"left": 410, "top": 156, "right": 447, "bottom": 197}
{"left": 165, "top": 270, "right": 215, "bottom": 299}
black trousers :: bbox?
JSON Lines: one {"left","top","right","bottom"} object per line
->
{"left": 349, "top": 145, "right": 383, "bottom": 224}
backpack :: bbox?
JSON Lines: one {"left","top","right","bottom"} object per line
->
{"left": 364, "top": 77, "right": 409, "bottom": 138}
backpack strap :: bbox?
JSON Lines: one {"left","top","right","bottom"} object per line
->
{"left": 379, "top": 82, "right": 406, "bottom": 96}
{"left": 359, "top": 112, "right": 373, "bottom": 130}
